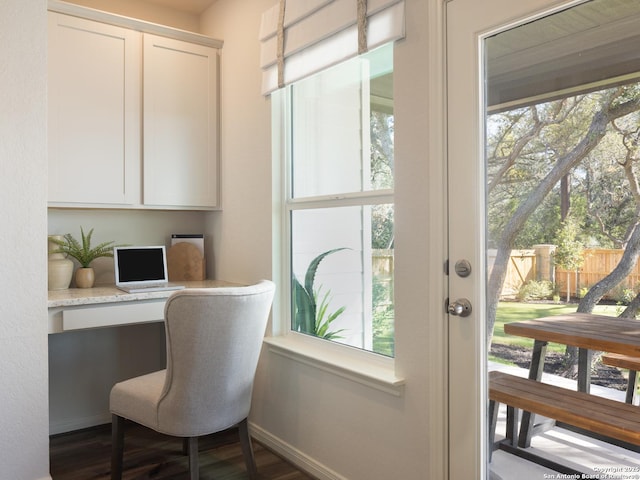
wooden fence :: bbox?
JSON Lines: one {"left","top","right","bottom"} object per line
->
{"left": 556, "top": 248, "right": 640, "bottom": 300}
{"left": 488, "top": 249, "right": 538, "bottom": 298}
{"left": 372, "top": 249, "right": 394, "bottom": 305}
{"left": 380, "top": 247, "right": 639, "bottom": 301}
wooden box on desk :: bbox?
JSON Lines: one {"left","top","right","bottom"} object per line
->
{"left": 167, "top": 242, "right": 206, "bottom": 281}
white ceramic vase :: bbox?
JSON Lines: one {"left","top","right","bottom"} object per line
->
{"left": 48, "top": 235, "right": 73, "bottom": 290}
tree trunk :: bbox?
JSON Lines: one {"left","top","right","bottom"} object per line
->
{"left": 577, "top": 221, "right": 640, "bottom": 313}
{"left": 620, "top": 291, "right": 640, "bottom": 319}
{"left": 561, "top": 174, "right": 570, "bottom": 221}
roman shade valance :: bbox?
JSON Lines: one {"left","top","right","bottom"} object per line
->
{"left": 259, "top": 0, "right": 405, "bottom": 95}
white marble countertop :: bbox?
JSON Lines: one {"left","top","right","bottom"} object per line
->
{"left": 48, "top": 280, "right": 241, "bottom": 308}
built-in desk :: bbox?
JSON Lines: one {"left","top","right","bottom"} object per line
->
{"left": 48, "top": 280, "right": 237, "bottom": 333}
{"left": 48, "top": 280, "right": 239, "bottom": 434}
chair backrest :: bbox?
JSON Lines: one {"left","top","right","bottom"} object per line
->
{"left": 156, "top": 280, "right": 275, "bottom": 437}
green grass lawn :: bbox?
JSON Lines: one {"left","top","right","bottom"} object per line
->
{"left": 492, "top": 302, "right": 621, "bottom": 354}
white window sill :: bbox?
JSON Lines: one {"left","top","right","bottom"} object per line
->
{"left": 263, "top": 334, "right": 405, "bottom": 396}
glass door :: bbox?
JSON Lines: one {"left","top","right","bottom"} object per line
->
{"left": 448, "top": 0, "right": 640, "bottom": 477}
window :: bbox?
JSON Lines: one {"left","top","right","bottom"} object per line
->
{"left": 282, "top": 43, "right": 394, "bottom": 356}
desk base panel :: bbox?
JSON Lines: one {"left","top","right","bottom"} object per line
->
{"left": 48, "top": 322, "right": 166, "bottom": 435}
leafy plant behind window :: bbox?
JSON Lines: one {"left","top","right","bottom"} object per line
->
{"left": 293, "top": 248, "right": 347, "bottom": 340}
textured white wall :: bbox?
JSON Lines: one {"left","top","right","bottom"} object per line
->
{"left": 201, "top": 0, "right": 274, "bottom": 286}
{"left": 0, "top": 1, "right": 51, "bottom": 479}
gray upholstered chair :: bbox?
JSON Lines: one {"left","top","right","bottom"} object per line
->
{"left": 109, "top": 280, "right": 275, "bottom": 480}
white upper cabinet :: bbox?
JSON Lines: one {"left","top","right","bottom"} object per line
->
{"left": 48, "top": 12, "right": 141, "bottom": 206}
{"left": 143, "top": 34, "right": 219, "bottom": 208}
{"left": 47, "top": 4, "right": 221, "bottom": 210}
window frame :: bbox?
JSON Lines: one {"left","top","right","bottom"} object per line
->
{"left": 268, "top": 67, "right": 403, "bottom": 393}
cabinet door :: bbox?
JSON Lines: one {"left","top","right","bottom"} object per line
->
{"left": 143, "top": 34, "right": 219, "bottom": 209}
{"left": 48, "top": 13, "right": 141, "bottom": 205}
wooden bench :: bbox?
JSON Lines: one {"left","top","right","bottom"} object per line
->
{"left": 601, "top": 353, "right": 639, "bottom": 404}
{"left": 489, "top": 371, "right": 640, "bottom": 469}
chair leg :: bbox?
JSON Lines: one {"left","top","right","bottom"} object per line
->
{"left": 182, "top": 437, "right": 189, "bottom": 456}
{"left": 238, "top": 418, "right": 258, "bottom": 479}
{"left": 187, "top": 437, "right": 199, "bottom": 480}
{"left": 111, "top": 414, "right": 125, "bottom": 480}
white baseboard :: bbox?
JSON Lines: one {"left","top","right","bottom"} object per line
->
{"left": 50, "top": 412, "right": 111, "bottom": 435}
{"left": 249, "top": 422, "right": 348, "bottom": 480}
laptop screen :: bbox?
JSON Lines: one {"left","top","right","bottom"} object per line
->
{"left": 114, "top": 246, "right": 168, "bottom": 285}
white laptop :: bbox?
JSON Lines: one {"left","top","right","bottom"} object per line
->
{"left": 114, "top": 246, "right": 185, "bottom": 293}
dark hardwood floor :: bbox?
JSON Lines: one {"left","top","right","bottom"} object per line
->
{"left": 50, "top": 422, "right": 315, "bottom": 480}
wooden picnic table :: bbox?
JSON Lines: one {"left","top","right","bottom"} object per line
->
{"left": 504, "top": 312, "right": 640, "bottom": 359}
{"left": 503, "top": 312, "right": 640, "bottom": 447}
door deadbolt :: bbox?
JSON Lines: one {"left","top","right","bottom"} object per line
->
{"left": 454, "top": 259, "right": 472, "bottom": 277}
{"left": 447, "top": 298, "right": 472, "bottom": 317}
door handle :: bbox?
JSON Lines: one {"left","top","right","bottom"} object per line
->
{"left": 447, "top": 298, "right": 472, "bottom": 317}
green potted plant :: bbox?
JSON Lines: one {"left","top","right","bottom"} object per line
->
{"left": 49, "top": 227, "right": 126, "bottom": 288}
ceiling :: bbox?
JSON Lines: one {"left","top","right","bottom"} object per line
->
{"left": 486, "top": 0, "right": 640, "bottom": 108}
{"left": 143, "top": 0, "right": 217, "bottom": 15}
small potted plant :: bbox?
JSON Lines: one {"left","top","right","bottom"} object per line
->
{"left": 49, "top": 227, "right": 126, "bottom": 288}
